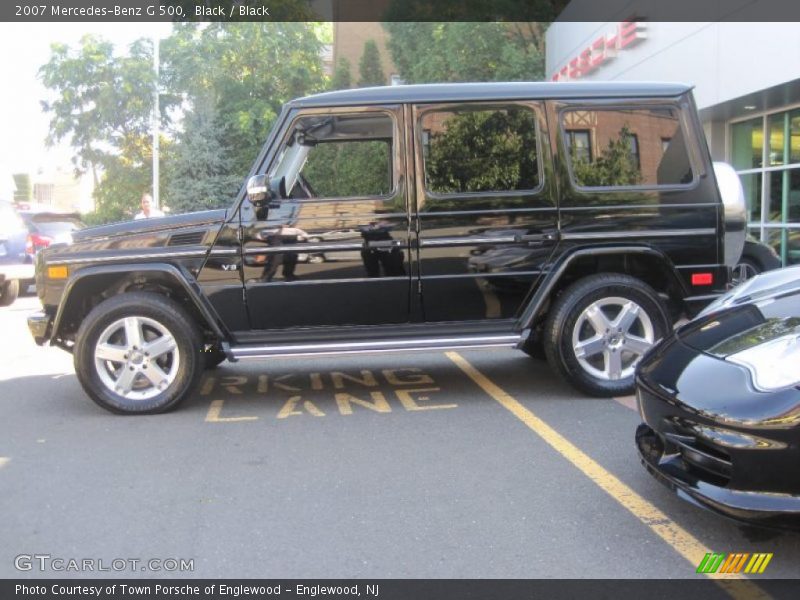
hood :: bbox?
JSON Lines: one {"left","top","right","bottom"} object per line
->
{"left": 72, "top": 209, "right": 228, "bottom": 242}
{"left": 675, "top": 267, "right": 800, "bottom": 392}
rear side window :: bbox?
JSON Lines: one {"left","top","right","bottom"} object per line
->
{"left": 420, "top": 105, "right": 540, "bottom": 195}
{"left": 561, "top": 107, "right": 694, "bottom": 188}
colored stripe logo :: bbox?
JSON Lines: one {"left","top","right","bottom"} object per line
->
{"left": 697, "top": 552, "right": 773, "bottom": 574}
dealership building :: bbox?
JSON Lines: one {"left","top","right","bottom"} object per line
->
{"left": 546, "top": 21, "right": 800, "bottom": 265}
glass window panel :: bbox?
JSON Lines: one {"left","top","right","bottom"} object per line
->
{"left": 561, "top": 107, "right": 693, "bottom": 187}
{"left": 739, "top": 172, "right": 763, "bottom": 223}
{"left": 769, "top": 112, "right": 786, "bottom": 166}
{"left": 303, "top": 140, "right": 391, "bottom": 198}
{"left": 790, "top": 109, "right": 800, "bottom": 165}
{"left": 767, "top": 227, "right": 800, "bottom": 266}
{"left": 765, "top": 168, "right": 800, "bottom": 223}
{"left": 421, "top": 105, "right": 540, "bottom": 194}
{"left": 730, "top": 118, "right": 763, "bottom": 170}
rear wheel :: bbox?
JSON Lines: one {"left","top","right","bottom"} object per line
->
{"left": 74, "top": 292, "right": 203, "bottom": 414}
{"left": 543, "top": 274, "right": 669, "bottom": 397}
{"left": 0, "top": 279, "right": 19, "bottom": 307}
{"left": 732, "top": 257, "right": 761, "bottom": 286}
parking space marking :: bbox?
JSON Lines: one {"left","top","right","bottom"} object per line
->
{"left": 446, "top": 352, "right": 770, "bottom": 598}
{"left": 0, "top": 457, "right": 8, "bottom": 470}
{"left": 205, "top": 399, "right": 259, "bottom": 423}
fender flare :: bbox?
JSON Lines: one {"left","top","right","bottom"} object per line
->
{"left": 50, "top": 262, "right": 229, "bottom": 342}
{"left": 516, "top": 245, "right": 689, "bottom": 331}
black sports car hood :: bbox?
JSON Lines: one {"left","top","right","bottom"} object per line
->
{"left": 677, "top": 265, "right": 800, "bottom": 357}
{"left": 71, "top": 209, "right": 228, "bottom": 242}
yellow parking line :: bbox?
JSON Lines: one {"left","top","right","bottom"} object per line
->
{"left": 446, "top": 352, "right": 770, "bottom": 599}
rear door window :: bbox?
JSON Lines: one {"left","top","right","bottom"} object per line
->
{"left": 561, "top": 107, "right": 695, "bottom": 189}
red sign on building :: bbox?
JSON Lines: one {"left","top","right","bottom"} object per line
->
{"left": 552, "top": 21, "right": 647, "bottom": 82}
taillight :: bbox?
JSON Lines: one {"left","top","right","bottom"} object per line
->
{"left": 28, "top": 233, "right": 53, "bottom": 252}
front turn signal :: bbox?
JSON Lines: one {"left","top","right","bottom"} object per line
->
{"left": 47, "top": 265, "right": 69, "bottom": 280}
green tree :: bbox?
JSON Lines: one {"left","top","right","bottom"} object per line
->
{"left": 330, "top": 57, "right": 352, "bottom": 90}
{"left": 425, "top": 108, "right": 539, "bottom": 194}
{"left": 12, "top": 174, "right": 32, "bottom": 203}
{"left": 161, "top": 22, "right": 326, "bottom": 184}
{"left": 39, "top": 35, "right": 174, "bottom": 222}
{"left": 303, "top": 141, "right": 391, "bottom": 198}
{"left": 383, "top": 22, "right": 546, "bottom": 83}
{"left": 165, "top": 101, "right": 242, "bottom": 213}
{"left": 571, "top": 126, "right": 642, "bottom": 187}
{"left": 358, "top": 40, "right": 385, "bottom": 87}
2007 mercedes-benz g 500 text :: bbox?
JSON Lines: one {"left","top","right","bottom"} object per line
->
{"left": 28, "top": 82, "right": 747, "bottom": 414}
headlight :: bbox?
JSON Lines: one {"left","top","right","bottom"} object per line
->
{"left": 728, "top": 333, "right": 800, "bottom": 392}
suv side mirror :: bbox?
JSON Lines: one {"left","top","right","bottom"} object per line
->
{"left": 246, "top": 174, "right": 287, "bottom": 208}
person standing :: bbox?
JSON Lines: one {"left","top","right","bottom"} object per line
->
{"left": 134, "top": 193, "right": 165, "bottom": 219}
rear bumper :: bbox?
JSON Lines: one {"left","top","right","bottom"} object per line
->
{"left": 0, "top": 263, "right": 35, "bottom": 281}
{"left": 27, "top": 311, "right": 52, "bottom": 346}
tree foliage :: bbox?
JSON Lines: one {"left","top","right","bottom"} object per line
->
{"left": 570, "top": 126, "right": 642, "bottom": 187}
{"left": 383, "top": 22, "right": 546, "bottom": 83}
{"left": 358, "top": 40, "right": 385, "bottom": 87}
{"left": 303, "top": 141, "right": 391, "bottom": 198}
{"left": 40, "top": 23, "right": 326, "bottom": 222}
{"left": 330, "top": 57, "right": 352, "bottom": 90}
{"left": 166, "top": 100, "right": 242, "bottom": 213}
{"left": 161, "top": 22, "right": 326, "bottom": 189}
{"left": 425, "top": 108, "right": 539, "bottom": 194}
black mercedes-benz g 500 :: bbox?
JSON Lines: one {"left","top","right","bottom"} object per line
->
{"left": 28, "top": 82, "right": 746, "bottom": 414}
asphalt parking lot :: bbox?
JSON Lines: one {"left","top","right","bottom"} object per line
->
{"left": 1, "top": 294, "right": 799, "bottom": 583}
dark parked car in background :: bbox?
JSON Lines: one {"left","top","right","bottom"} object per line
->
{"left": 19, "top": 210, "right": 84, "bottom": 255}
{"left": 0, "top": 200, "right": 34, "bottom": 306}
{"left": 636, "top": 265, "right": 800, "bottom": 529}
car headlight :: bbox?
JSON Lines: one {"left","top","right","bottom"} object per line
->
{"left": 727, "top": 333, "right": 800, "bottom": 392}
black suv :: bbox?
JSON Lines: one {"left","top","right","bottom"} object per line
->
{"left": 28, "top": 82, "right": 745, "bottom": 414}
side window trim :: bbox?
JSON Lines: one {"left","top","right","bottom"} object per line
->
{"left": 414, "top": 101, "right": 546, "bottom": 200}
{"left": 558, "top": 101, "right": 701, "bottom": 193}
{"left": 265, "top": 107, "right": 402, "bottom": 204}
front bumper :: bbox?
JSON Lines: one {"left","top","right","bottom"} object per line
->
{"left": 28, "top": 311, "right": 53, "bottom": 346}
{"left": 636, "top": 378, "right": 800, "bottom": 530}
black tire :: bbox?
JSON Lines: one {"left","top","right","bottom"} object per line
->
{"left": 0, "top": 279, "right": 19, "bottom": 307}
{"left": 74, "top": 292, "right": 204, "bottom": 414}
{"left": 203, "top": 346, "right": 227, "bottom": 369}
{"left": 543, "top": 273, "right": 669, "bottom": 397}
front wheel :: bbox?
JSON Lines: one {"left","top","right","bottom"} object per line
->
{"left": 543, "top": 274, "right": 669, "bottom": 397}
{"left": 74, "top": 292, "right": 204, "bottom": 414}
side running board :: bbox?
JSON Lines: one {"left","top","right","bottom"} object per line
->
{"left": 229, "top": 334, "right": 522, "bottom": 361}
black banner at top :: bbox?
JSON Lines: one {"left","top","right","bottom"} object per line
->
{"left": 3, "top": 0, "right": 800, "bottom": 22}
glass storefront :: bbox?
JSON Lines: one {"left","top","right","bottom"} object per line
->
{"left": 730, "top": 107, "right": 800, "bottom": 265}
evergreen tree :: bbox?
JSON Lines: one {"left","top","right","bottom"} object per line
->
{"left": 358, "top": 40, "right": 385, "bottom": 87}
{"left": 165, "top": 101, "right": 242, "bottom": 213}
{"left": 330, "top": 57, "right": 353, "bottom": 90}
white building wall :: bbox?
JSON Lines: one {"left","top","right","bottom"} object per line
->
{"left": 546, "top": 22, "right": 800, "bottom": 111}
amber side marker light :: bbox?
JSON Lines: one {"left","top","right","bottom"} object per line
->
{"left": 47, "top": 266, "right": 69, "bottom": 280}
{"left": 691, "top": 272, "right": 713, "bottom": 286}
